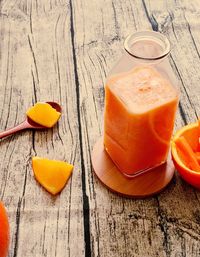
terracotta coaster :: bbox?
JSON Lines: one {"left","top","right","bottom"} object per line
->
{"left": 92, "top": 137, "right": 175, "bottom": 198}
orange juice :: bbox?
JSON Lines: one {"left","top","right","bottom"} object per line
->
{"left": 104, "top": 66, "right": 178, "bottom": 175}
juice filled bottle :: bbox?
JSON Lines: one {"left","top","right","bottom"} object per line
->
{"left": 104, "top": 31, "right": 179, "bottom": 176}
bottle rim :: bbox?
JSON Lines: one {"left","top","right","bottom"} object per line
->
{"left": 124, "top": 31, "right": 171, "bottom": 61}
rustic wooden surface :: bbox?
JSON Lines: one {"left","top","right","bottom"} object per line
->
{"left": 0, "top": 0, "right": 200, "bottom": 256}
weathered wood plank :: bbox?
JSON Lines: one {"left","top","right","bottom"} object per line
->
{"left": 134, "top": 1, "right": 200, "bottom": 257}
{"left": 70, "top": 0, "right": 171, "bottom": 257}
{"left": 0, "top": 1, "right": 85, "bottom": 257}
{"left": 71, "top": 0, "right": 200, "bottom": 257}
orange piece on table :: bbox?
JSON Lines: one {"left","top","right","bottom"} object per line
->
{"left": 104, "top": 66, "right": 178, "bottom": 175}
{"left": 0, "top": 202, "right": 9, "bottom": 257}
{"left": 175, "top": 136, "right": 200, "bottom": 172}
{"left": 32, "top": 157, "right": 74, "bottom": 195}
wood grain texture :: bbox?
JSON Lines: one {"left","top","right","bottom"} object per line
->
{"left": 0, "top": 0, "right": 200, "bottom": 256}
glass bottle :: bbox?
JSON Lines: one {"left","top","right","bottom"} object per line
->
{"left": 104, "top": 31, "right": 179, "bottom": 177}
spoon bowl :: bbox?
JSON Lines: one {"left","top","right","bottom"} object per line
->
{"left": 0, "top": 102, "right": 62, "bottom": 139}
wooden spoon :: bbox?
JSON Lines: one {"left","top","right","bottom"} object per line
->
{"left": 0, "top": 102, "right": 61, "bottom": 139}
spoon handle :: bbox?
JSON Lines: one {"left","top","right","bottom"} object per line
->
{"left": 0, "top": 121, "right": 29, "bottom": 139}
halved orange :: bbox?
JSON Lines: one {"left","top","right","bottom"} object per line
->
{"left": 171, "top": 121, "right": 200, "bottom": 188}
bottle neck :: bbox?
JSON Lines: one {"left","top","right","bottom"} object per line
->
{"left": 124, "top": 31, "right": 170, "bottom": 63}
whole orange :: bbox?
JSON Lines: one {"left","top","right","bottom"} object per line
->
{"left": 0, "top": 202, "right": 9, "bottom": 257}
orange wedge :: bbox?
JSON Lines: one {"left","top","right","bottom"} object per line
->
{"left": 171, "top": 121, "right": 200, "bottom": 188}
{"left": 26, "top": 103, "right": 61, "bottom": 128}
{"left": 32, "top": 157, "right": 74, "bottom": 195}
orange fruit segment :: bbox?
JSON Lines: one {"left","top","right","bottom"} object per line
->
{"left": 174, "top": 136, "right": 200, "bottom": 172}
{"left": 195, "top": 152, "right": 200, "bottom": 163}
{"left": 26, "top": 102, "right": 61, "bottom": 128}
{"left": 149, "top": 101, "right": 177, "bottom": 145}
{"left": 171, "top": 121, "right": 200, "bottom": 188}
{"left": 32, "top": 157, "right": 74, "bottom": 195}
{"left": 0, "top": 202, "right": 9, "bottom": 257}
{"left": 198, "top": 137, "right": 200, "bottom": 151}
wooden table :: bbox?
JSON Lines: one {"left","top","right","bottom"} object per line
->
{"left": 1, "top": 0, "right": 200, "bottom": 256}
